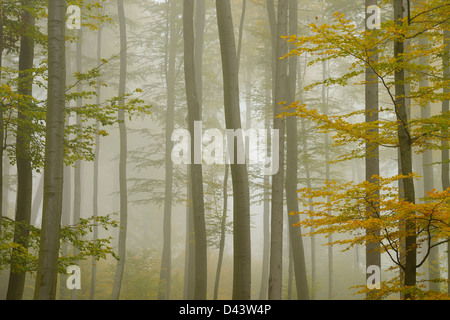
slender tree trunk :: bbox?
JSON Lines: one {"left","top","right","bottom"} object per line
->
{"left": 183, "top": 0, "right": 207, "bottom": 300}
{"left": 285, "top": 0, "right": 309, "bottom": 300}
{"left": 259, "top": 66, "right": 271, "bottom": 300}
{"left": 71, "top": 27, "right": 83, "bottom": 302}
{"left": 393, "top": 0, "right": 416, "bottom": 298}
{"left": 158, "top": 0, "right": 178, "bottom": 301}
{"left": 441, "top": 28, "right": 450, "bottom": 296}
{"left": 112, "top": 0, "right": 128, "bottom": 300}
{"left": 268, "top": 0, "right": 287, "bottom": 300}
{"left": 7, "top": 2, "right": 34, "bottom": 300}
{"left": 364, "top": 0, "right": 381, "bottom": 300}
{"left": 183, "top": 170, "right": 195, "bottom": 300}
{"left": 213, "top": 164, "right": 229, "bottom": 300}
{"left": 90, "top": 18, "right": 104, "bottom": 301}
{"left": 418, "top": 35, "right": 440, "bottom": 292}
{"left": 0, "top": 4, "right": 4, "bottom": 236}
{"left": 215, "top": 0, "right": 251, "bottom": 300}
{"left": 34, "top": 0, "right": 66, "bottom": 300}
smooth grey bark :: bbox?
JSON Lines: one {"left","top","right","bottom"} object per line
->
{"left": 90, "top": 18, "right": 104, "bottom": 301}
{"left": 0, "top": 5, "right": 3, "bottom": 236}
{"left": 158, "top": 0, "right": 178, "bottom": 301}
{"left": 259, "top": 64, "right": 271, "bottom": 300}
{"left": 213, "top": 0, "right": 246, "bottom": 299}
{"left": 183, "top": 0, "right": 207, "bottom": 300}
{"left": 285, "top": 0, "right": 309, "bottom": 301}
{"left": 112, "top": 0, "right": 128, "bottom": 300}
{"left": 6, "top": 2, "right": 34, "bottom": 300}
{"left": 182, "top": 0, "right": 205, "bottom": 300}
{"left": 215, "top": 0, "right": 251, "bottom": 300}
{"left": 213, "top": 164, "right": 229, "bottom": 300}
{"left": 441, "top": 28, "right": 450, "bottom": 296}
{"left": 268, "top": 0, "right": 287, "bottom": 300}
{"left": 71, "top": 27, "right": 83, "bottom": 302}
{"left": 34, "top": 0, "right": 66, "bottom": 300}
{"left": 364, "top": 0, "right": 381, "bottom": 300}
{"left": 418, "top": 36, "right": 440, "bottom": 292}
{"left": 183, "top": 170, "right": 195, "bottom": 300}
{"left": 393, "top": 0, "right": 416, "bottom": 295}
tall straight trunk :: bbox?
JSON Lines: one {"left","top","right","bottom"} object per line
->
{"left": 268, "top": 0, "right": 287, "bottom": 300}
{"left": 71, "top": 27, "right": 82, "bottom": 301}
{"left": 183, "top": 170, "right": 195, "bottom": 300}
{"left": 259, "top": 66, "right": 271, "bottom": 300}
{"left": 7, "top": 2, "right": 34, "bottom": 300}
{"left": 393, "top": 0, "right": 416, "bottom": 297}
{"left": 441, "top": 28, "right": 450, "bottom": 296}
{"left": 215, "top": 0, "right": 251, "bottom": 300}
{"left": 181, "top": 0, "right": 205, "bottom": 300}
{"left": 213, "top": 164, "right": 229, "bottom": 300}
{"left": 158, "top": 0, "right": 178, "bottom": 301}
{"left": 112, "top": 0, "right": 128, "bottom": 300}
{"left": 0, "top": 4, "right": 3, "bottom": 236}
{"left": 183, "top": 0, "right": 207, "bottom": 300}
{"left": 285, "top": 0, "right": 309, "bottom": 300}
{"left": 418, "top": 36, "right": 439, "bottom": 292}
{"left": 34, "top": 0, "right": 66, "bottom": 300}
{"left": 365, "top": 0, "right": 381, "bottom": 300}
{"left": 90, "top": 19, "right": 103, "bottom": 301}
{"left": 194, "top": 0, "right": 205, "bottom": 107}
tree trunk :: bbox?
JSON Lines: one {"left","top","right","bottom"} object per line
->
{"left": 90, "top": 18, "right": 104, "bottom": 301}
{"left": 364, "top": 0, "right": 381, "bottom": 300}
{"left": 259, "top": 66, "right": 271, "bottom": 300}
{"left": 268, "top": 0, "right": 287, "bottom": 300}
{"left": 158, "top": 0, "right": 178, "bottom": 301}
{"left": 34, "top": 0, "right": 66, "bottom": 300}
{"left": 441, "top": 28, "right": 450, "bottom": 296}
{"left": 213, "top": 164, "right": 229, "bottom": 300}
{"left": 393, "top": 0, "right": 416, "bottom": 297}
{"left": 285, "top": 0, "right": 309, "bottom": 300}
{"left": 418, "top": 35, "right": 440, "bottom": 292}
{"left": 71, "top": 27, "right": 83, "bottom": 301}
{"left": 112, "top": 0, "right": 128, "bottom": 300}
{"left": 0, "top": 4, "right": 3, "bottom": 236}
{"left": 7, "top": 1, "right": 34, "bottom": 300}
{"left": 215, "top": 0, "right": 251, "bottom": 300}
{"left": 183, "top": 0, "right": 207, "bottom": 300}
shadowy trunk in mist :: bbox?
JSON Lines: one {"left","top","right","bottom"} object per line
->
{"left": 158, "top": 0, "right": 178, "bottom": 301}
{"left": 90, "top": 16, "right": 104, "bottom": 300}
{"left": 213, "top": 164, "right": 229, "bottom": 300}
{"left": 285, "top": 0, "right": 309, "bottom": 300}
{"left": 183, "top": 0, "right": 205, "bottom": 300}
{"left": 71, "top": 27, "right": 83, "bottom": 302}
{"left": 442, "top": 28, "right": 450, "bottom": 296}
{"left": 7, "top": 1, "right": 34, "bottom": 300}
{"left": 112, "top": 0, "right": 128, "bottom": 300}
{"left": 34, "top": 0, "right": 66, "bottom": 300}
{"left": 268, "top": 0, "right": 287, "bottom": 301}
{"left": 259, "top": 64, "right": 271, "bottom": 300}
{"left": 0, "top": 2, "right": 3, "bottom": 236}
{"left": 418, "top": 35, "right": 440, "bottom": 292}
{"left": 364, "top": 0, "right": 381, "bottom": 300}
{"left": 393, "top": 0, "right": 416, "bottom": 298}
{"left": 216, "top": 0, "right": 252, "bottom": 300}
{"left": 183, "top": 0, "right": 207, "bottom": 300}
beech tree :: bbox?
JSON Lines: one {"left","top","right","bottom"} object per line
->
{"left": 33, "top": 0, "right": 66, "bottom": 300}
{"left": 216, "top": 0, "right": 251, "bottom": 300}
